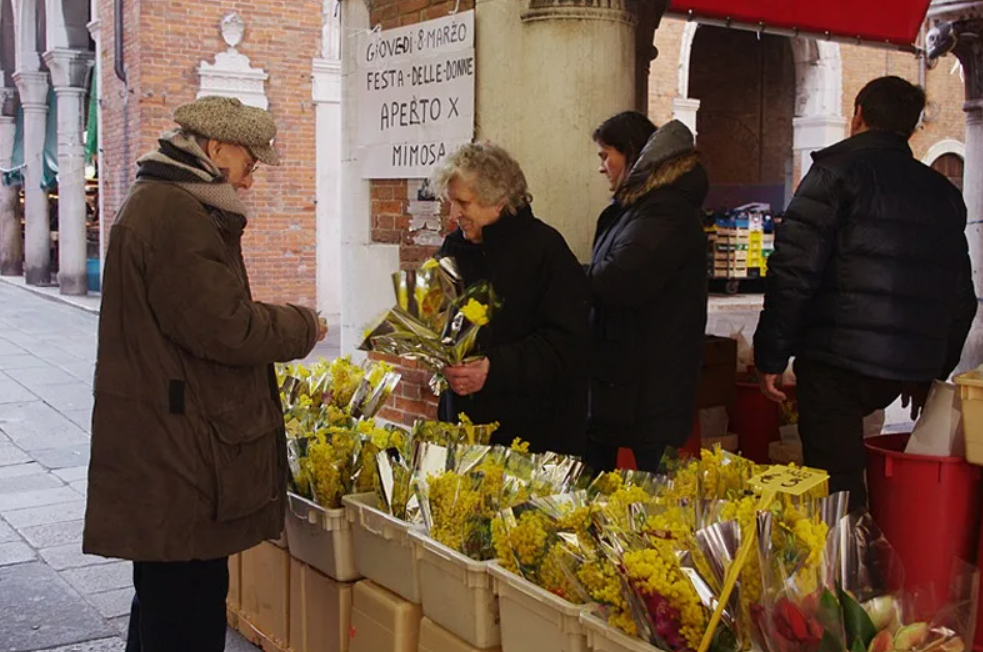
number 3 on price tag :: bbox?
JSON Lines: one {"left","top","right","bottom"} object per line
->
{"left": 750, "top": 466, "right": 828, "bottom": 496}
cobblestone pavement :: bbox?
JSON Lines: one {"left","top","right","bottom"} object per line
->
{"left": 0, "top": 282, "right": 340, "bottom": 652}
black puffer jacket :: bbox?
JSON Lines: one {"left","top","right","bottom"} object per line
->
{"left": 754, "top": 130, "right": 976, "bottom": 381}
{"left": 588, "top": 127, "right": 709, "bottom": 448}
{"left": 438, "top": 206, "right": 589, "bottom": 455}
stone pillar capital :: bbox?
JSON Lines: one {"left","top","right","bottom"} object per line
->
{"left": 12, "top": 71, "right": 50, "bottom": 109}
{"left": 521, "top": 0, "right": 637, "bottom": 25}
{"left": 87, "top": 19, "right": 101, "bottom": 41}
{"left": 43, "top": 49, "right": 95, "bottom": 90}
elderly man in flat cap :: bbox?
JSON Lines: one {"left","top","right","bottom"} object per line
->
{"left": 83, "top": 96, "right": 327, "bottom": 652}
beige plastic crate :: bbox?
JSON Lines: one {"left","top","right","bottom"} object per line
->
{"left": 350, "top": 580, "right": 422, "bottom": 652}
{"left": 285, "top": 492, "right": 361, "bottom": 582}
{"left": 488, "top": 562, "right": 587, "bottom": 652}
{"left": 409, "top": 530, "right": 500, "bottom": 649}
{"left": 580, "top": 613, "right": 661, "bottom": 652}
{"left": 343, "top": 493, "right": 424, "bottom": 603}
{"left": 418, "top": 617, "right": 501, "bottom": 652}
{"left": 956, "top": 371, "right": 983, "bottom": 464}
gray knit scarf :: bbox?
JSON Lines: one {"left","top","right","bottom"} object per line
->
{"left": 136, "top": 130, "right": 250, "bottom": 218}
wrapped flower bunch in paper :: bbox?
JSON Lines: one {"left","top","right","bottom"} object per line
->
{"left": 416, "top": 440, "right": 587, "bottom": 560}
{"left": 275, "top": 356, "right": 403, "bottom": 508}
{"left": 492, "top": 491, "right": 598, "bottom": 603}
{"left": 359, "top": 256, "right": 500, "bottom": 394}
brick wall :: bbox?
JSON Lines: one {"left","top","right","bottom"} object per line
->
{"left": 98, "top": 0, "right": 321, "bottom": 306}
{"left": 840, "top": 44, "right": 968, "bottom": 162}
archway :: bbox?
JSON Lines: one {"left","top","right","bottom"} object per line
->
{"left": 688, "top": 25, "right": 796, "bottom": 210}
{"left": 675, "top": 23, "right": 846, "bottom": 195}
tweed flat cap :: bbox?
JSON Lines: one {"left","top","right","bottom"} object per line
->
{"left": 173, "top": 96, "right": 281, "bottom": 166}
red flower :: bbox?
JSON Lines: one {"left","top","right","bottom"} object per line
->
{"left": 760, "top": 597, "right": 825, "bottom": 652}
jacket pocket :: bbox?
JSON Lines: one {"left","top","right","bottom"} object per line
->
{"left": 206, "top": 399, "right": 282, "bottom": 523}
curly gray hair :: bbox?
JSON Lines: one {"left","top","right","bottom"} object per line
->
{"left": 431, "top": 142, "right": 533, "bottom": 214}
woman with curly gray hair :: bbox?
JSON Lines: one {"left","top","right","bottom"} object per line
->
{"left": 432, "top": 142, "right": 589, "bottom": 455}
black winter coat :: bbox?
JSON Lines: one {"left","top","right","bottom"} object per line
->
{"left": 437, "top": 206, "right": 590, "bottom": 455}
{"left": 588, "top": 152, "right": 709, "bottom": 448}
{"left": 754, "top": 130, "right": 976, "bottom": 381}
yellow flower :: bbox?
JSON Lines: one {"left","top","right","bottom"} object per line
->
{"left": 510, "top": 438, "right": 530, "bottom": 453}
{"left": 460, "top": 298, "right": 490, "bottom": 326}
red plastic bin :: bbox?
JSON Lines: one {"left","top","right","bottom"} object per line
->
{"left": 865, "top": 433, "right": 983, "bottom": 612}
{"left": 728, "top": 380, "right": 796, "bottom": 464}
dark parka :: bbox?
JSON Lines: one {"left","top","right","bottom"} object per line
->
{"left": 438, "top": 206, "right": 590, "bottom": 455}
{"left": 754, "top": 130, "right": 976, "bottom": 381}
{"left": 588, "top": 141, "right": 709, "bottom": 449}
{"left": 83, "top": 176, "right": 318, "bottom": 562}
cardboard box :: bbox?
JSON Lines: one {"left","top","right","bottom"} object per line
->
{"left": 229, "top": 553, "right": 242, "bottom": 612}
{"left": 418, "top": 617, "right": 501, "bottom": 652}
{"left": 241, "top": 541, "right": 291, "bottom": 649}
{"left": 695, "top": 335, "right": 738, "bottom": 408}
{"left": 290, "top": 559, "right": 354, "bottom": 652}
{"left": 350, "top": 580, "right": 422, "bottom": 652}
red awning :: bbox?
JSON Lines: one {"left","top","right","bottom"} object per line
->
{"left": 667, "top": 0, "right": 932, "bottom": 50}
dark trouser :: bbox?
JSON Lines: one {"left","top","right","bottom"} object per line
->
{"left": 585, "top": 440, "right": 667, "bottom": 474}
{"left": 126, "top": 557, "right": 229, "bottom": 652}
{"left": 795, "top": 358, "right": 905, "bottom": 513}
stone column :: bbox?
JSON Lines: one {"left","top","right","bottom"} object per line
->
{"left": 952, "top": 19, "right": 983, "bottom": 369}
{"left": 0, "top": 88, "right": 21, "bottom": 276}
{"left": 476, "top": 0, "right": 659, "bottom": 259}
{"left": 12, "top": 70, "right": 50, "bottom": 286}
{"left": 672, "top": 97, "right": 701, "bottom": 141}
{"left": 44, "top": 48, "right": 94, "bottom": 295}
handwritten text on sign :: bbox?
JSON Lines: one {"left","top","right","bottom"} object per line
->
{"left": 356, "top": 11, "right": 475, "bottom": 179}
{"left": 749, "top": 466, "right": 829, "bottom": 497}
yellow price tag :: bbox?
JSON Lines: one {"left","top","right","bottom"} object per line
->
{"left": 750, "top": 465, "right": 828, "bottom": 496}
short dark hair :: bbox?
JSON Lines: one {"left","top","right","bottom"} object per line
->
{"left": 854, "top": 76, "right": 926, "bottom": 137}
{"left": 593, "top": 111, "right": 657, "bottom": 172}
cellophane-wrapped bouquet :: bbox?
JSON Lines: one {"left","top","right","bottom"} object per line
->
{"left": 276, "top": 356, "right": 404, "bottom": 509}
{"left": 359, "top": 256, "right": 499, "bottom": 394}
{"left": 405, "top": 439, "right": 588, "bottom": 560}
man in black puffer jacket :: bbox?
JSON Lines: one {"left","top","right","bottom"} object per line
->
{"left": 754, "top": 76, "right": 976, "bottom": 510}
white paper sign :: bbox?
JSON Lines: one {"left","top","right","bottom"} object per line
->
{"left": 355, "top": 10, "right": 475, "bottom": 179}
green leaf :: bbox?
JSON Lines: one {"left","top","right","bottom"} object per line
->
{"left": 819, "top": 588, "right": 842, "bottom": 626}
{"left": 838, "top": 586, "right": 877, "bottom": 648}
{"left": 852, "top": 636, "right": 868, "bottom": 652}
{"left": 818, "top": 630, "right": 847, "bottom": 652}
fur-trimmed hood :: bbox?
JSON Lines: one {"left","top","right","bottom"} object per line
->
{"left": 616, "top": 120, "right": 707, "bottom": 208}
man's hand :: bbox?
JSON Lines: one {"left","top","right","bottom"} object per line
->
{"left": 759, "top": 373, "right": 788, "bottom": 403}
{"left": 901, "top": 382, "right": 931, "bottom": 421}
{"left": 316, "top": 316, "right": 329, "bottom": 343}
{"left": 444, "top": 358, "right": 490, "bottom": 396}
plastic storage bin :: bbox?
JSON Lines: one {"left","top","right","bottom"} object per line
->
{"left": 488, "top": 562, "right": 587, "bottom": 652}
{"left": 580, "top": 613, "right": 660, "bottom": 652}
{"left": 866, "top": 433, "right": 982, "bottom": 610}
{"left": 418, "top": 617, "right": 501, "bottom": 652}
{"left": 409, "top": 530, "right": 500, "bottom": 649}
{"left": 285, "top": 492, "right": 361, "bottom": 582}
{"left": 343, "top": 492, "right": 424, "bottom": 603}
{"left": 956, "top": 371, "right": 983, "bottom": 464}
{"left": 350, "top": 580, "right": 422, "bottom": 652}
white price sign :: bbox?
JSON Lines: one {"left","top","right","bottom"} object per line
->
{"left": 355, "top": 10, "right": 475, "bottom": 179}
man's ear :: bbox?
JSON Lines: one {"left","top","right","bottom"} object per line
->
{"left": 204, "top": 138, "right": 222, "bottom": 161}
{"left": 850, "top": 106, "right": 866, "bottom": 135}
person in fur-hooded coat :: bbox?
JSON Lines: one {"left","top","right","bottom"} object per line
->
{"left": 586, "top": 115, "right": 709, "bottom": 472}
